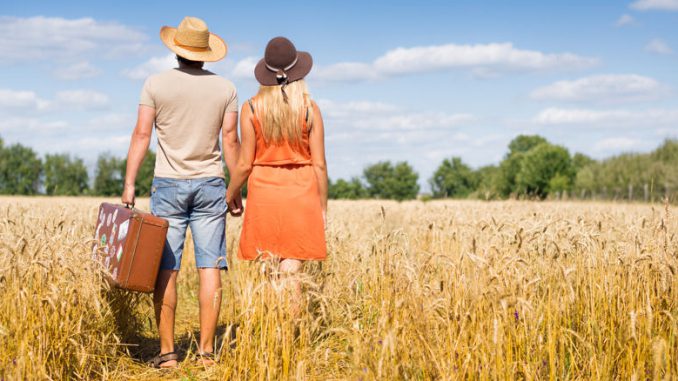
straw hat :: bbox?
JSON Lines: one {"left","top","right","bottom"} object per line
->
{"left": 160, "top": 17, "right": 227, "bottom": 62}
{"left": 254, "top": 37, "right": 313, "bottom": 86}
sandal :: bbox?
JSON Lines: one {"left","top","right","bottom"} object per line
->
{"left": 195, "top": 351, "right": 217, "bottom": 366}
{"left": 150, "top": 351, "right": 179, "bottom": 369}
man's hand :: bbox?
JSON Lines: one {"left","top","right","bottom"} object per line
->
{"left": 122, "top": 184, "right": 136, "bottom": 207}
{"left": 226, "top": 188, "right": 244, "bottom": 217}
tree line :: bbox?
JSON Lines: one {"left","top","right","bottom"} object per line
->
{"left": 328, "top": 135, "right": 678, "bottom": 202}
{"left": 0, "top": 136, "right": 155, "bottom": 196}
{"left": 1, "top": 134, "right": 676, "bottom": 202}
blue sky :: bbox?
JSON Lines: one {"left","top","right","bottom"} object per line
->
{"left": 1, "top": 0, "right": 677, "bottom": 187}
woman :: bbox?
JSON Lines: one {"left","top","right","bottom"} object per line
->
{"left": 226, "top": 37, "right": 328, "bottom": 305}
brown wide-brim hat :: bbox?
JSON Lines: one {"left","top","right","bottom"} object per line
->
{"left": 254, "top": 37, "right": 313, "bottom": 86}
{"left": 160, "top": 16, "right": 227, "bottom": 62}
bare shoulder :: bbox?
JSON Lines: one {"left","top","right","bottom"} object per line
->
{"left": 310, "top": 99, "right": 322, "bottom": 116}
{"left": 240, "top": 100, "right": 252, "bottom": 115}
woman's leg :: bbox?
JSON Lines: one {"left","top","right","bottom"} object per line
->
{"left": 278, "top": 258, "right": 303, "bottom": 315}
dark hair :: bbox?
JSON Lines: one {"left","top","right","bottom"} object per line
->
{"left": 176, "top": 55, "right": 204, "bottom": 67}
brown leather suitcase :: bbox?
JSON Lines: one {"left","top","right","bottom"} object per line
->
{"left": 92, "top": 203, "right": 169, "bottom": 292}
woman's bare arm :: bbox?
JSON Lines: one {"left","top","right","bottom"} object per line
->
{"left": 309, "top": 100, "right": 328, "bottom": 217}
{"left": 226, "top": 103, "right": 256, "bottom": 213}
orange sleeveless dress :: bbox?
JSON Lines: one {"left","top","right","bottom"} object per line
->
{"left": 238, "top": 99, "right": 327, "bottom": 261}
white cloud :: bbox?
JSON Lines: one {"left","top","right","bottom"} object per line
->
{"left": 352, "top": 112, "right": 475, "bottom": 131}
{"left": 309, "top": 43, "right": 597, "bottom": 83}
{"left": 533, "top": 107, "right": 678, "bottom": 127}
{"left": 315, "top": 99, "right": 501, "bottom": 183}
{"left": 231, "top": 57, "right": 258, "bottom": 80}
{"left": 645, "top": 39, "right": 673, "bottom": 55}
{"left": 615, "top": 14, "right": 636, "bottom": 26}
{"left": 55, "top": 90, "right": 110, "bottom": 110}
{"left": 86, "top": 113, "right": 134, "bottom": 132}
{"left": 76, "top": 135, "right": 130, "bottom": 149}
{"left": 0, "top": 117, "right": 69, "bottom": 133}
{"left": 121, "top": 54, "right": 176, "bottom": 80}
{"left": 630, "top": 0, "right": 678, "bottom": 11}
{"left": 594, "top": 137, "right": 641, "bottom": 152}
{"left": 318, "top": 98, "right": 474, "bottom": 148}
{"left": 530, "top": 74, "right": 668, "bottom": 103}
{"left": 0, "top": 88, "right": 110, "bottom": 112}
{"left": 374, "top": 43, "right": 597, "bottom": 74}
{"left": 316, "top": 100, "right": 397, "bottom": 119}
{"left": 53, "top": 61, "right": 102, "bottom": 80}
{"left": 0, "top": 89, "right": 50, "bottom": 110}
{"left": 0, "top": 16, "right": 148, "bottom": 63}
{"left": 312, "top": 62, "right": 380, "bottom": 82}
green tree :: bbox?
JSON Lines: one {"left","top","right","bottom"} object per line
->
{"left": 430, "top": 157, "right": 476, "bottom": 198}
{"left": 548, "top": 173, "right": 570, "bottom": 196}
{"left": 122, "top": 150, "right": 155, "bottom": 196}
{"left": 329, "top": 177, "right": 367, "bottom": 199}
{"left": 492, "top": 135, "right": 553, "bottom": 198}
{"left": 473, "top": 165, "right": 501, "bottom": 200}
{"left": 573, "top": 164, "right": 598, "bottom": 198}
{"left": 572, "top": 152, "right": 595, "bottom": 173}
{"left": 496, "top": 152, "right": 525, "bottom": 197}
{"left": 652, "top": 139, "right": 678, "bottom": 164}
{"left": 363, "top": 161, "right": 419, "bottom": 201}
{"left": 93, "top": 153, "right": 124, "bottom": 196}
{"left": 508, "top": 135, "right": 548, "bottom": 156}
{"left": 515, "top": 143, "right": 573, "bottom": 198}
{"left": 0, "top": 142, "right": 42, "bottom": 195}
{"left": 43, "top": 154, "right": 89, "bottom": 195}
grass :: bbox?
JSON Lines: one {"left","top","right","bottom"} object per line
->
{"left": 0, "top": 197, "right": 676, "bottom": 380}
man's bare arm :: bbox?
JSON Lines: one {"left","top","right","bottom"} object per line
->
{"left": 221, "top": 111, "right": 240, "bottom": 174}
{"left": 122, "top": 105, "right": 155, "bottom": 206}
{"left": 225, "top": 103, "right": 255, "bottom": 214}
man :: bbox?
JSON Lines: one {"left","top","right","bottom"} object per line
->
{"left": 122, "top": 16, "right": 242, "bottom": 368}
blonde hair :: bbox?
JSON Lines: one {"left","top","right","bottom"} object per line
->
{"left": 255, "top": 80, "right": 313, "bottom": 146}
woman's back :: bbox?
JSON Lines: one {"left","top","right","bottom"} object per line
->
{"left": 248, "top": 98, "right": 313, "bottom": 166}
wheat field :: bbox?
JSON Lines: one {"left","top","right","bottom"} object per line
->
{"left": 0, "top": 197, "right": 676, "bottom": 380}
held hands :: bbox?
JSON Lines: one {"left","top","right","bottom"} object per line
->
{"left": 121, "top": 185, "right": 135, "bottom": 208}
{"left": 226, "top": 188, "right": 244, "bottom": 217}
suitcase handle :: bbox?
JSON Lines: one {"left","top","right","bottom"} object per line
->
{"left": 124, "top": 203, "right": 135, "bottom": 209}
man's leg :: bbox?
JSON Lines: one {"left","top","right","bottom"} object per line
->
{"left": 154, "top": 269, "right": 179, "bottom": 366}
{"left": 189, "top": 177, "right": 228, "bottom": 359}
{"left": 150, "top": 177, "right": 189, "bottom": 367}
{"left": 198, "top": 268, "right": 222, "bottom": 354}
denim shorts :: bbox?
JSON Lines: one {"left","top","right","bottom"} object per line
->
{"left": 150, "top": 177, "right": 228, "bottom": 271}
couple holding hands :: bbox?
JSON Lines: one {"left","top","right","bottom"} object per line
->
{"left": 121, "top": 16, "right": 327, "bottom": 368}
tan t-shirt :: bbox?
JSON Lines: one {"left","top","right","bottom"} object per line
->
{"left": 139, "top": 67, "right": 238, "bottom": 179}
